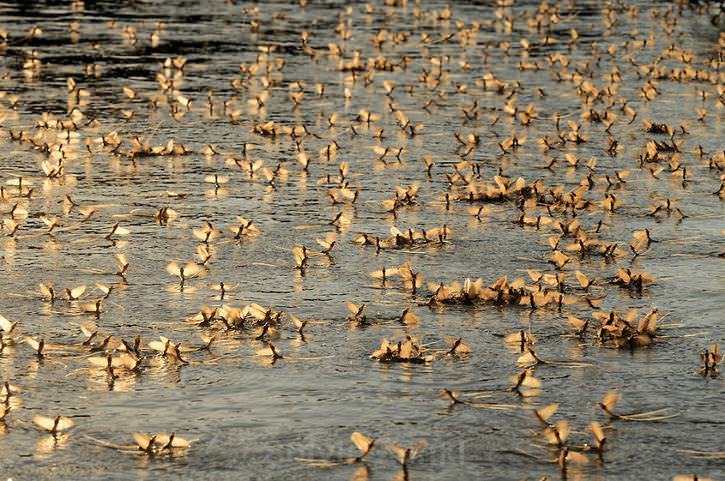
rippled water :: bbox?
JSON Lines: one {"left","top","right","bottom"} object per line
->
{"left": 0, "top": 1, "right": 723, "bottom": 480}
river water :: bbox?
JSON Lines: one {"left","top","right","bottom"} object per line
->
{"left": 0, "top": 1, "right": 723, "bottom": 480}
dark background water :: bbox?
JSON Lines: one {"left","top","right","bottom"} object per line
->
{"left": 0, "top": 1, "right": 723, "bottom": 480}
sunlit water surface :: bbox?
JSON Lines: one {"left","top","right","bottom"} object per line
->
{"left": 0, "top": 1, "right": 723, "bottom": 480}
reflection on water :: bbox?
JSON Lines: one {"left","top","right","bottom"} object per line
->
{"left": 0, "top": 0, "right": 723, "bottom": 480}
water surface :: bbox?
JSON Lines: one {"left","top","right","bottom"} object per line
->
{"left": 0, "top": 1, "right": 723, "bottom": 480}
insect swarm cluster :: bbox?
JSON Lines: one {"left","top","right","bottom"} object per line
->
{"left": 0, "top": 0, "right": 723, "bottom": 480}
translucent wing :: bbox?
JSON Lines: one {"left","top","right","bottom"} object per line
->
{"left": 453, "top": 339, "right": 472, "bottom": 354}
{"left": 399, "top": 340, "right": 415, "bottom": 359}
{"left": 517, "top": 350, "right": 537, "bottom": 366}
{"left": 672, "top": 477, "right": 715, "bottom": 481}
{"left": 156, "top": 433, "right": 192, "bottom": 448}
{"left": 115, "top": 253, "right": 128, "bottom": 269}
{"left": 80, "top": 326, "right": 98, "bottom": 341}
{"left": 88, "top": 356, "right": 112, "bottom": 368}
{"left": 526, "top": 270, "right": 543, "bottom": 282}
{"left": 590, "top": 421, "right": 605, "bottom": 444}
{"left": 25, "top": 336, "right": 41, "bottom": 351}
{"left": 33, "top": 415, "right": 57, "bottom": 431}
{"left": 148, "top": 340, "right": 168, "bottom": 352}
{"left": 70, "top": 285, "right": 87, "bottom": 299}
{"left": 512, "top": 371, "right": 541, "bottom": 389}
{"left": 316, "top": 232, "right": 336, "bottom": 250}
{"left": 246, "top": 303, "right": 268, "bottom": 320}
{"left": 292, "top": 246, "right": 307, "bottom": 265}
{"left": 521, "top": 373, "right": 541, "bottom": 388}
{"left": 575, "top": 270, "right": 590, "bottom": 288}
{"left": 290, "top": 314, "right": 305, "bottom": 330}
{"left": 386, "top": 444, "right": 408, "bottom": 465}
{"left": 351, "top": 432, "right": 374, "bottom": 455}
{"left": 82, "top": 301, "right": 101, "bottom": 313}
{"left": 55, "top": 416, "right": 75, "bottom": 431}
{"left": 169, "top": 435, "right": 191, "bottom": 448}
{"left": 133, "top": 432, "right": 154, "bottom": 449}
{"left": 602, "top": 391, "right": 620, "bottom": 410}
{"left": 166, "top": 262, "right": 181, "bottom": 277}
{"left": 568, "top": 316, "right": 587, "bottom": 330}
{"left": 535, "top": 403, "right": 559, "bottom": 422}
{"left": 0, "top": 314, "right": 16, "bottom": 334}
{"left": 183, "top": 262, "right": 203, "bottom": 278}
{"left": 121, "top": 353, "right": 142, "bottom": 369}
{"left": 555, "top": 420, "right": 570, "bottom": 443}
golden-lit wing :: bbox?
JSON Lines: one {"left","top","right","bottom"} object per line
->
{"left": 386, "top": 444, "right": 408, "bottom": 465}
{"left": 602, "top": 391, "right": 621, "bottom": 410}
{"left": 454, "top": 339, "right": 472, "bottom": 354}
{"left": 32, "top": 415, "right": 56, "bottom": 431}
{"left": 156, "top": 433, "right": 192, "bottom": 448}
{"left": 351, "top": 432, "right": 374, "bottom": 455}
{"left": 88, "top": 356, "right": 111, "bottom": 368}
{"left": 535, "top": 403, "right": 559, "bottom": 422}
{"left": 0, "top": 314, "right": 16, "bottom": 333}
{"left": 246, "top": 303, "right": 268, "bottom": 320}
{"left": 39, "top": 283, "right": 54, "bottom": 298}
{"left": 568, "top": 316, "right": 587, "bottom": 330}
{"left": 148, "top": 340, "right": 167, "bottom": 352}
{"left": 517, "top": 350, "right": 537, "bottom": 366}
{"left": 555, "top": 420, "right": 570, "bottom": 443}
{"left": 590, "top": 421, "right": 605, "bottom": 443}
{"left": 292, "top": 246, "right": 306, "bottom": 264}
{"left": 526, "top": 270, "right": 543, "bottom": 282}
{"left": 24, "top": 336, "right": 41, "bottom": 351}
{"left": 80, "top": 326, "right": 96, "bottom": 339}
{"left": 575, "top": 270, "right": 590, "bottom": 288}
{"left": 166, "top": 262, "right": 181, "bottom": 277}
{"left": 70, "top": 285, "right": 87, "bottom": 299}
{"left": 55, "top": 416, "right": 75, "bottom": 431}
{"left": 114, "top": 253, "right": 128, "bottom": 268}
{"left": 520, "top": 372, "right": 541, "bottom": 388}
{"left": 183, "top": 262, "right": 203, "bottom": 278}
{"left": 290, "top": 314, "right": 305, "bottom": 330}
{"left": 133, "top": 432, "right": 154, "bottom": 449}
